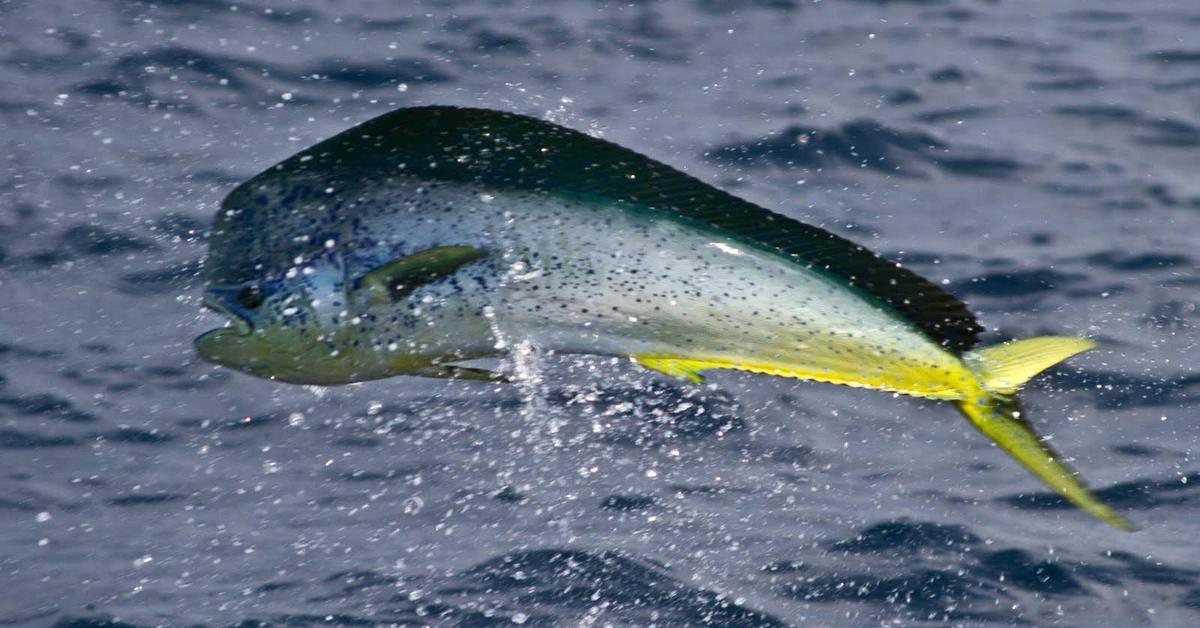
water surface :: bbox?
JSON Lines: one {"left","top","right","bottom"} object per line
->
{"left": 3, "top": 1, "right": 1200, "bottom": 625}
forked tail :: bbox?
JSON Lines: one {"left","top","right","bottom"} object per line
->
{"left": 959, "top": 337, "right": 1135, "bottom": 531}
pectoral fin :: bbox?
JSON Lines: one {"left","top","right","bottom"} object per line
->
{"left": 358, "top": 245, "right": 486, "bottom": 304}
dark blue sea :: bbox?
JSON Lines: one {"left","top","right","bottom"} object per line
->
{"left": 3, "top": 1, "right": 1200, "bottom": 625}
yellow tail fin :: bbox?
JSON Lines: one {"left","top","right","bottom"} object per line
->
{"left": 960, "top": 337, "right": 1135, "bottom": 531}
{"left": 964, "top": 336, "right": 1099, "bottom": 396}
{"left": 965, "top": 337, "right": 1096, "bottom": 395}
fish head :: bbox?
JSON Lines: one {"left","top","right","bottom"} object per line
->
{"left": 195, "top": 179, "right": 383, "bottom": 384}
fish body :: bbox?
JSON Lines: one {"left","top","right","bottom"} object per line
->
{"left": 196, "top": 106, "right": 1132, "bottom": 530}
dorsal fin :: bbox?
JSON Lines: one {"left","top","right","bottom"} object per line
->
{"left": 258, "top": 106, "right": 982, "bottom": 352}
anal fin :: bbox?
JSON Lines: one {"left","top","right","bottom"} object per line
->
{"left": 632, "top": 354, "right": 963, "bottom": 399}
{"left": 633, "top": 356, "right": 708, "bottom": 384}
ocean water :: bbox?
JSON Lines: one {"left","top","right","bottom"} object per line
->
{"left": 3, "top": 0, "right": 1200, "bottom": 625}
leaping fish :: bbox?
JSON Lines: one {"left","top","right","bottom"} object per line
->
{"left": 195, "top": 106, "right": 1133, "bottom": 531}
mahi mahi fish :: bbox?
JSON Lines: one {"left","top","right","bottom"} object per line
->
{"left": 195, "top": 106, "right": 1133, "bottom": 530}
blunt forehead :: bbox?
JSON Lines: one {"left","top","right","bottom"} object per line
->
{"left": 207, "top": 173, "right": 346, "bottom": 286}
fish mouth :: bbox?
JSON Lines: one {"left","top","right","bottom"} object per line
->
{"left": 195, "top": 291, "right": 256, "bottom": 369}
{"left": 200, "top": 289, "right": 254, "bottom": 337}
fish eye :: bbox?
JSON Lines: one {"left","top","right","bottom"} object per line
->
{"left": 235, "top": 285, "right": 264, "bottom": 310}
